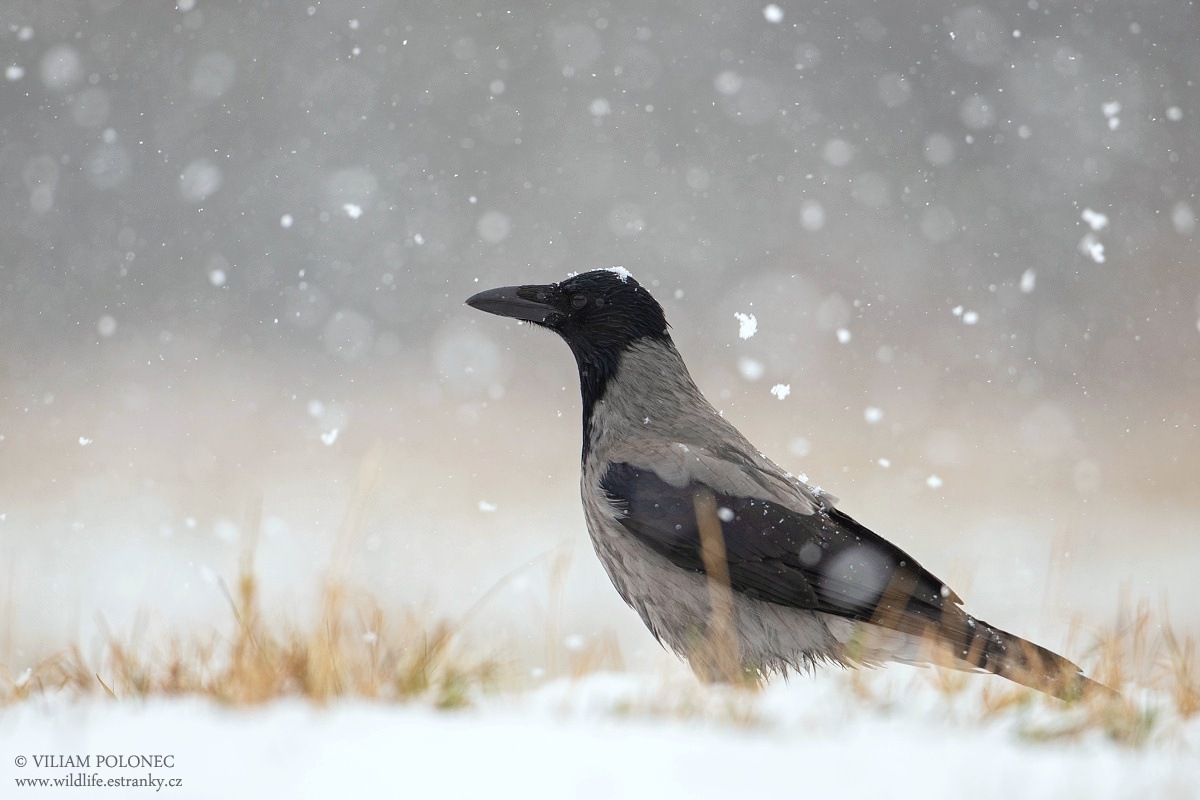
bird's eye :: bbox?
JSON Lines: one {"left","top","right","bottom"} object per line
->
{"left": 571, "top": 294, "right": 588, "bottom": 309}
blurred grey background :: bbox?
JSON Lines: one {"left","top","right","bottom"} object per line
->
{"left": 1, "top": 1, "right": 1197, "bottom": 671}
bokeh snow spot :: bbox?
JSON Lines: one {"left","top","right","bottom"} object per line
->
{"left": 1020, "top": 269, "right": 1037, "bottom": 293}
{"left": 322, "top": 309, "right": 375, "bottom": 362}
{"left": 190, "top": 51, "right": 236, "bottom": 100}
{"left": 800, "top": 200, "right": 825, "bottom": 231}
{"left": 738, "top": 357, "right": 764, "bottom": 381}
{"left": 179, "top": 159, "right": 222, "bottom": 203}
{"left": 477, "top": 211, "right": 511, "bottom": 243}
{"left": 1079, "top": 233, "right": 1106, "bottom": 263}
{"left": 40, "top": 45, "right": 82, "bottom": 90}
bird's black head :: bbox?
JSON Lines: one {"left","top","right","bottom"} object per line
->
{"left": 466, "top": 269, "right": 672, "bottom": 445}
{"left": 465, "top": 268, "right": 669, "bottom": 358}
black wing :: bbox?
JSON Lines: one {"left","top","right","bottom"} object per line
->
{"left": 600, "top": 462, "right": 961, "bottom": 636}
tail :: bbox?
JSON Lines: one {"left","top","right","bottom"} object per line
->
{"left": 942, "top": 614, "right": 1117, "bottom": 701}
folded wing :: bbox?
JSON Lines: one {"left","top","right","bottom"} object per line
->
{"left": 600, "top": 461, "right": 961, "bottom": 636}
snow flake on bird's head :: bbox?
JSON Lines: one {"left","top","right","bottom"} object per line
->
{"left": 604, "top": 266, "right": 633, "bottom": 282}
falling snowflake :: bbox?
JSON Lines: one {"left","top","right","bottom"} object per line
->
{"left": 734, "top": 312, "right": 758, "bottom": 340}
{"left": 1081, "top": 208, "right": 1109, "bottom": 231}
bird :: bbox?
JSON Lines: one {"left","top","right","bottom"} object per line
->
{"left": 466, "top": 268, "right": 1109, "bottom": 700}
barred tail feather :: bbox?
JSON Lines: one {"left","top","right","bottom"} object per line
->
{"left": 948, "top": 616, "right": 1115, "bottom": 701}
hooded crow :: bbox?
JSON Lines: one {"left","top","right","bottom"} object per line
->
{"left": 467, "top": 268, "right": 1107, "bottom": 700}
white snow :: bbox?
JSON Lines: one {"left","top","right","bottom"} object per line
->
{"left": 1081, "top": 208, "right": 1109, "bottom": 231}
{"left": 733, "top": 312, "right": 758, "bottom": 340}
{"left": 320, "top": 428, "right": 339, "bottom": 446}
{"left": 280, "top": 214, "right": 294, "bottom": 228}
{"left": 864, "top": 407, "right": 884, "bottom": 424}
{"left": 2, "top": 678, "right": 1194, "bottom": 800}
{"left": 926, "top": 474, "right": 944, "bottom": 488}
{"left": 5, "top": 64, "right": 24, "bottom": 81}
{"left": 770, "top": 383, "right": 791, "bottom": 400}
{"left": 343, "top": 203, "right": 363, "bottom": 219}
{"left": 604, "top": 266, "right": 633, "bottom": 282}
{"left": 763, "top": 4, "right": 784, "bottom": 23}
{"left": 962, "top": 310, "right": 979, "bottom": 325}
{"left": 836, "top": 328, "right": 851, "bottom": 344}
{"left": 878, "top": 457, "right": 891, "bottom": 468}
{"left": 1166, "top": 106, "right": 1183, "bottom": 122}
{"left": 78, "top": 436, "right": 92, "bottom": 446}
{"left": 478, "top": 500, "right": 497, "bottom": 512}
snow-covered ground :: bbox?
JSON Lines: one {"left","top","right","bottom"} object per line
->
{"left": 3, "top": 674, "right": 1196, "bottom": 799}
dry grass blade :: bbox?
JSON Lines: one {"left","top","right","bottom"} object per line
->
{"left": 692, "top": 488, "right": 749, "bottom": 686}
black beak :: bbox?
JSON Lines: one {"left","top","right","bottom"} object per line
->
{"left": 465, "top": 284, "right": 560, "bottom": 324}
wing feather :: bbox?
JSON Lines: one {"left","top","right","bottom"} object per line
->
{"left": 600, "top": 461, "right": 960, "bottom": 638}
